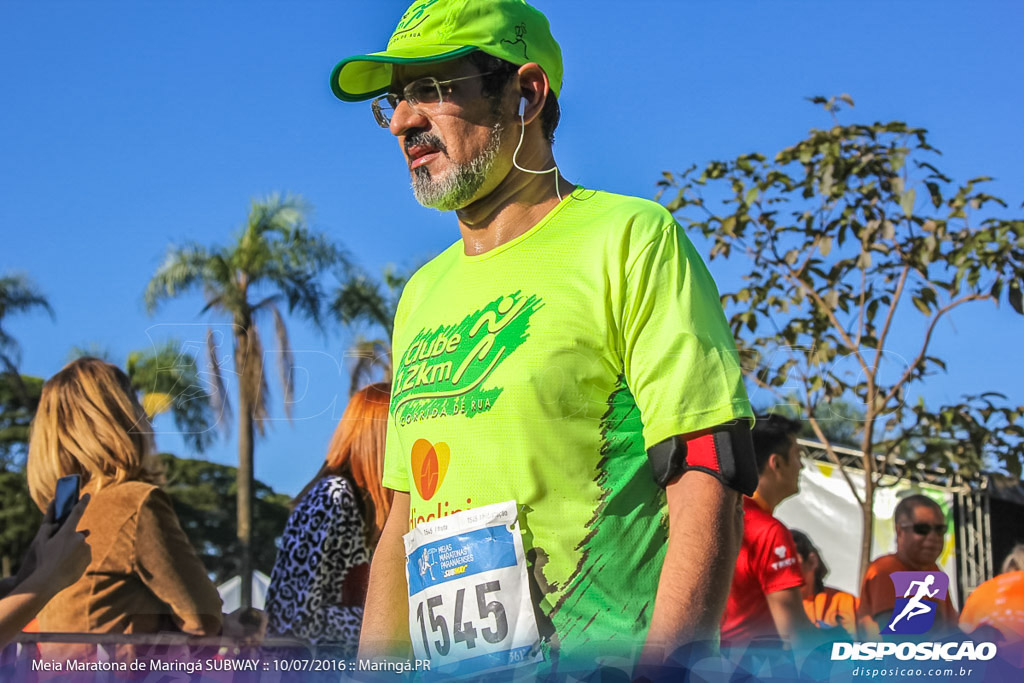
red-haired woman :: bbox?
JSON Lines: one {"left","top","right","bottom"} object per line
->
{"left": 264, "top": 383, "right": 392, "bottom": 654}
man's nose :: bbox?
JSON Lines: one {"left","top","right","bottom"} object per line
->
{"left": 389, "top": 99, "right": 429, "bottom": 137}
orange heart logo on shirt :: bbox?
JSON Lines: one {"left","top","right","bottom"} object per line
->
{"left": 411, "top": 439, "right": 450, "bottom": 500}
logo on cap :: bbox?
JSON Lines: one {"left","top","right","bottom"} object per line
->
{"left": 393, "top": 0, "right": 440, "bottom": 38}
{"left": 500, "top": 22, "right": 529, "bottom": 59}
{"left": 884, "top": 570, "right": 949, "bottom": 635}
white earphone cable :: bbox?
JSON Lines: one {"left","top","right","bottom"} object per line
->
{"left": 512, "top": 100, "right": 562, "bottom": 202}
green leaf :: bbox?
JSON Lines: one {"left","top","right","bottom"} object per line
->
{"left": 900, "top": 188, "right": 916, "bottom": 218}
{"left": 745, "top": 187, "right": 759, "bottom": 205}
{"left": 1010, "top": 280, "right": 1024, "bottom": 315}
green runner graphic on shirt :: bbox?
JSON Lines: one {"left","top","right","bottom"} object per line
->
{"left": 546, "top": 374, "right": 667, "bottom": 655}
{"left": 392, "top": 290, "right": 543, "bottom": 422}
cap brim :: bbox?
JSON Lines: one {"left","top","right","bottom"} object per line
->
{"left": 331, "top": 45, "right": 478, "bottom": 102}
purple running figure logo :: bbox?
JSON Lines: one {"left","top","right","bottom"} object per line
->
{"left": 884, "top": 570, "right": 949, "bottom": 635}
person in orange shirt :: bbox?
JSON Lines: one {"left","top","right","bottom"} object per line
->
{"left": 790, "top": 529, "right": 857, "bottom": 639}
{"left": 857, "top": 494, "right": 959, "bottom": 639}
{"left": 960, "top": 544, "right": 1024, "bottom": 644}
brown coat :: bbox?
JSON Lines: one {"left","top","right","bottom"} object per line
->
{"left": 37, "top": 481, "right": 222, "bottom": 639}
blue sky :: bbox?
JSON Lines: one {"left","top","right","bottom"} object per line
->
{"left": 3, "top": 1, "right": 1022, "bottom": 496}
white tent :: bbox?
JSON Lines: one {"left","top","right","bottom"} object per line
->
{"left": 217, "top": 571, "right": 271, "bottom": 612}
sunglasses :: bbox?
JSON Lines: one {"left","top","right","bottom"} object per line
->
{"left": 901, "top": 523, "right": 946, "bottom": 537}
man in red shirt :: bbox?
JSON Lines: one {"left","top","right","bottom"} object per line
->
{"left": 857, "top": 494, "right": 959, "bottom": 639}
{"left": 721, "top": 415, "right": 818, "bottom": 649}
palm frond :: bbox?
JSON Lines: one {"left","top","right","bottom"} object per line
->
{"left": 144, "top": 243, "right": 217, "bottom": 313}
{"left": 252, "top": 295, "right": 282, "bottom": 312}
{"left": 331, "top": 274, "right": 392, "bottom": 336}
{"left": 270, "top": 305, "right": 294, "bottom": 421}
{"left": 68, "top": 343, "right": 115, "bottom": 363}
{"left": 128, "top": 339, "right": 218, "bottom": 452}
{"left": 0, "top": 274, "right": 54, "bottom": 319}
{"left": 348, "top": 337, "right": 393, "bottom": 396}
{"left": 207, "top": 328, "right": 232, "bottom": 434}
{"left": 0, "top": 273, "right": 54, "bottom": 370}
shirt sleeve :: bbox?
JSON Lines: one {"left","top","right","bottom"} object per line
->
{"left": 133, "top": 488, "right": 223, "bottom": 635}
{"left": 858, "top": 562, "right": 896, "bottom": 619}
{"left": 754, "top": 523, "right": 804, "bottom": 595}
{"left": 618, "top": 216, "right": 753, "bottom": 448}
{"left": 382, "top": 288, "right": 412, "bottom": 493}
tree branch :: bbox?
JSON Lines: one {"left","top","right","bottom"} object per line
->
{"left": 784, "top": 267, "right": 872, "bottom": 379}
{"left": 872, "top": 264, "right": 910, "bottom": 379}
{"left": 855, "top": 265, "right": 867, "bottom": 348}
{"left": 881, "top": 293, "right": 987, "bottom": 408}
{"left": 806, "top": 413, "right": 865, "bottom": 507}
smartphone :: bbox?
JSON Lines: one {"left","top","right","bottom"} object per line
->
{"left": 54, "top": 474, "right": 81, "bottom": 526}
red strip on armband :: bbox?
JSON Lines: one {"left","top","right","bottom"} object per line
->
{"left": 685, "top": 433, "right": 722, "bottom": 474}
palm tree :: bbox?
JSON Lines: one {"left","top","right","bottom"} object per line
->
{"left": 330, "top": 264, "right": 414, "bottom": 395}
{"left": 0, "top": 274, "right": 54, "bottom": 402}
{"left": 68, "top": 341, "right": 219, "bottom": 453}
{"left": 144, "top": 194, "right": 342, "bottom": 608}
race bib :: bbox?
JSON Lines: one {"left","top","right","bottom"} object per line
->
{"left": 404, "top": 500, "right": 542, "bottom": 676}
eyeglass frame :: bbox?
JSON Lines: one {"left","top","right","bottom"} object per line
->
{"left": 900, "top": 523, "right": 947, "bottom": 537}
{"left": 370, "top": 71, "right": 499, "bottom": 128}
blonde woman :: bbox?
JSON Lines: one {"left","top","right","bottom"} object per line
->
{"left": 265, "top": 383, "right": 392, "bottom": 654}
{"left": 27, "top": 357, "right": 222, "bottom": 655}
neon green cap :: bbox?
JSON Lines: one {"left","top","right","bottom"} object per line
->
{"left": 331, "top": 0, "right": 563, "bottom": 102}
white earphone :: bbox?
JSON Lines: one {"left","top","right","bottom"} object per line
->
{"left": 512, "top": 95, "right": 562, "bottom": 201}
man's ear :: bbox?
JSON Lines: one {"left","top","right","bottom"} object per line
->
{"left": 515, "top": 62, "right": 549, "bottom": 124}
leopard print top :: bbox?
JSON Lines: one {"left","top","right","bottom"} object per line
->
{"left": 265, "top": 475, "right": 369, "bottom": 654}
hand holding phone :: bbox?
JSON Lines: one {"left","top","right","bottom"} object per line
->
{"left": 54, "top": 474, "right": 81, "bottom": 527}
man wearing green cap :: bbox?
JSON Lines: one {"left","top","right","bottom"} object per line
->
{"left": 331, "top": 0, "right": 757, "bottom": 673}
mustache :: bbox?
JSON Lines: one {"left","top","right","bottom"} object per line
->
{"left": 405, "top": 132, "right": 448, "bottom": 157}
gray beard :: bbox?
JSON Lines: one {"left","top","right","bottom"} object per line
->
{"left": 411, "top": 122, "right": 503, "bottom": 211}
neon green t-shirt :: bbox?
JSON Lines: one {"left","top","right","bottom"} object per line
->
{"left": 384, "top": 187, "right": 752, "bottom": 665}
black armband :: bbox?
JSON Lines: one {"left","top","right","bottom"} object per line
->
{"left": 646, "top": 418, "right": 758, "bottom": 495}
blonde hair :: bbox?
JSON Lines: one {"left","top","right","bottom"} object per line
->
{"left": 27, "top": 357, "right": 165, "bottom": 510}
{"left": 295, "top": 383, "right": 393, "bottom": 546}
